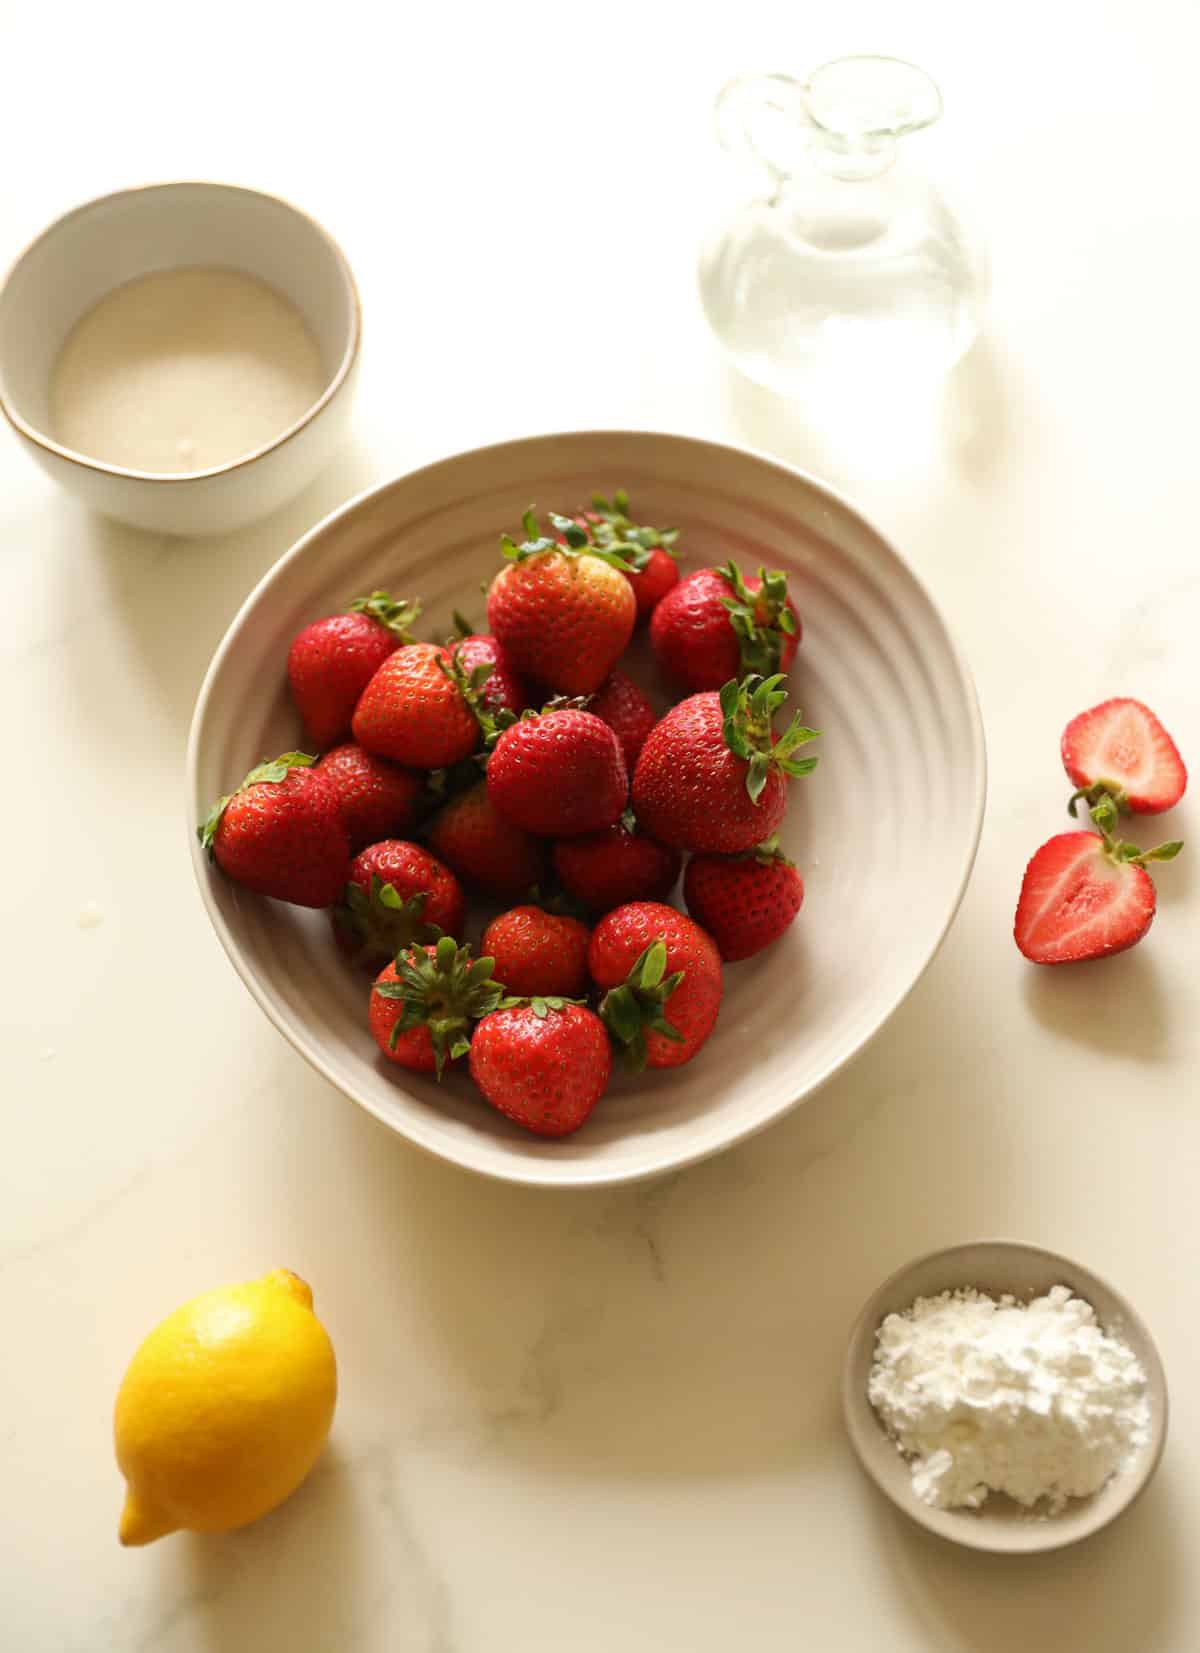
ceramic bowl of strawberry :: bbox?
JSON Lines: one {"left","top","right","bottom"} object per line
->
{"left": 187, "top": 430, "right": 985, "bottom": 1188}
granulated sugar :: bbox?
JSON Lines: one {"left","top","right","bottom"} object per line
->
{"left": 51, "top": 266, "right": 325, "bottom": 474}
{"left": 868, "top": 1284, "right": 1151, "bottom": 1514}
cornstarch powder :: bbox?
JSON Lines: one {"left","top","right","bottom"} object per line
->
{"left": 868, "top": 1284, "right": 1151, "bottom": 1513}
{"left": 51, "top": 266, "right": 325, "bottom": 474}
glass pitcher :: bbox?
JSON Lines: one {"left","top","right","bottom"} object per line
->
{"left": 698, "top": 56, "right": 985, "bottom": 399}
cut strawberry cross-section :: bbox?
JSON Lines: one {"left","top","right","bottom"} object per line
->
{"left": 1062, "top": 697, "right": 1187, "bottom": 815}
{"left": 1014, "top": 797, "right": 1182, "bottom": 964}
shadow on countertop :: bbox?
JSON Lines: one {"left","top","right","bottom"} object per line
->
{"left": 870, "top": 1464, "right": 1183, "bottom": 1652}
{"left": 1022, "top": 944, "right": 1172, "bottom": 1064}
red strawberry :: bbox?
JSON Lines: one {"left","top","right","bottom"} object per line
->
{"left": 650, "top": 563, "right": 800, "bottom": 693}
{"left": 469, "top": 1000, "right": 612, "bottom": 1136}
{"left": 589, "top": 671, "right": 658, "bottom": 771}
{"left": 588, "top": 902, "right": 723, "bottom": 1070}
{"left": 425, "top": 780, "right": 545, "bottom": 899}
{"left": 488, "top": 708, "right": 627, "bottom": 837}
{"left": 352, "top": 643, "right": 479, "bottom": 769}
{"left": 332, "top": 840, "right": 465, "bottom": 969}
{"left": 287, "top": 591, "right": 420, "bottom": 750}
{"left": 551, "top": 816, "right": 681, "bottom": 915}
{"left": 315, "top": 743, "right": 423, "bottom": 852}
{"left": 1062, "top": 697, "right": 1187, "bottom": 815}
{"left": 579, "top": 490, "right": 681, "bottom": 620}
{"left": 1014, "top": 797, "right": 1182, "bottom": 964}
{"left": 480, "top": 905, "right": 591, "bottom": 998}
{"left": 632, "top": 675, "right": 819, "bottom": 854}
{"left": 487, "top": 510, "right": 636, "bottom": 694}
{"left": 447, "top": 628, "right": 531, "bottom": 720}
{"left": 370, "top": 938, "right": 506, "bottom": 1075}
{"left": 683, "top": 837, "right": 804, "bottom": 961}
{"left": 198, "top": 751, "right": 349, "bottom": 908}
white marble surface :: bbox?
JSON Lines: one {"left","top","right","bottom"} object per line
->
{"left": 3, "top": 4, "right": 1198, "bottom": 1648}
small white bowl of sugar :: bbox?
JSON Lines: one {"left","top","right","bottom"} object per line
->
{"left": 0, "top": 182, "right": 360, "bottom": 536}
{"left": 842, "top": 1240, "right": 1168, "bottom": 1554}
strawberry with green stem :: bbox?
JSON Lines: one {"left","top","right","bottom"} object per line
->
{"left": 288, "top": 591, "right": 421, "bottom": 750}
{"left": 580, "top": 489, "right": 681, "bottom": 620}
{"left": 352, "top": 642, "right": 480, "bottom": 769}
{"left": 588, "top": 901, "right": 723, "bottom": 1071}
{"left": 332, "top": 840, "right": 465, "bottom": 970}
{"left": 369, "top": 937, "right": 507, "bottom": 1076}
{"left": 199, "top": 751, "right": 349, "bottom": 908}
{"left": 446, "top": 619, "right": 532, "bottom": 722}
{"left": 632, "top": 675, "right": 819, "bottom": 854}
{"left": 650, "top": 562, "right": 800, "bottom": 694}
{"left": 1014, "top": 793, "right": 1183, "bottom": 965}
{"left": 487, "top": 705, "right": 628, "bottom": 837}
{"left": 683, "top": 835, "right": 804, "bottom": 961}
{"left": 487, "top": 509, "right": 637, "bottom": 694}
{"left": 469, "top": 997, "right": 612, "bottom": 1136}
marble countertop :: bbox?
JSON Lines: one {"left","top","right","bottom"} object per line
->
{"left": 4, "top": 5, "right": 1198, "bottom": 1649}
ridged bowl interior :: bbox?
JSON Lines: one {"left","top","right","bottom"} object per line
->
{"left": 186, "top": 430, "right": 985, "bottom": 1186}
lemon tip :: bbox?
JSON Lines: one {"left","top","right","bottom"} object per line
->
{"left": 119, "top": 1489, "right": 177, "bottom": 1547}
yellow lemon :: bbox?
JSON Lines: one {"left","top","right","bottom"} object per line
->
{"left": 114, "top": 1268, "right": 337, "bottom": 1545}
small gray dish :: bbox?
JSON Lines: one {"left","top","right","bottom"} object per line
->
{"left": 842, "top": 1240, "right": 1169, "bottom": 1554}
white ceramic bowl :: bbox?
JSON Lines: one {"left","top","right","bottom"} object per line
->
{"left": 842, "top": 1241, "right": 1169, "bottom": 1553}
{"left": 0, "top": 182, "right": 360, "bottom": 536}
{"left": 186, "top": 430, "right": 985, "bottom": 1187}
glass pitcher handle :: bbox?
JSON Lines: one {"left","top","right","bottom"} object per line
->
{"left": 715, "top": 74, "right": 812, "bottom": 195}
{"left": 716, "top": 59, "right": 943, "bottom": 187}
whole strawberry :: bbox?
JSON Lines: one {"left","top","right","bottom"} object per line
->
{"left": 589, "top": 671, "right": 658, "bottom": 771}
{"left": 488, "top": 708, "right": 627, "bottom": 837}
{"left": 316, "top": 743, "right": 423, "bottom": 852}
{"left": 469, "top": 1000, "right": 612, "bottom": 1136}
{"left": 425, "top": 780, "right": 545, "bottom": 899}
{"left": 650, "top": 563, "right": 800, "bottom": 693}
{"left": 632, "top": 675, "right": 819, "bottom": 854}
{"left": 1062, "top": 697, "right": 1187, "bottom": 815}
{"left": 551, "top": 815, "right": 681, "bottom": 915}
{"left": 287, "top": 590, "right": 420, "bottom": 750}
{"left": 447, "top": 626, "right": 531, "bottom": 720}
{"left": 580, "top": 490, "right": 681, "bottom": 621}
{"left": 480, "top": 905, "right": 591, "bottom": 998}
{"left": 684, "top": 836, "right": 804, "bottom": 961}
{"left": 487, "top": 510, "right": 636, "bottom": 694}
{"left": 199, "top": 752, "right": 349, "bottom": 908}
{"left": 353, "top": 642, "right": 479, "bottom": 769}
{"left": 1014, "top": 796, "right": 1182, "bottom": 964}
{"left": 332, "top": 840, "right": 466, "bottom": 970}
{"left": 370, "top": 938, "right": 506, "bottom": 1075}
{"left": 588, "top": 901, "right": 723, "bottom": 1070}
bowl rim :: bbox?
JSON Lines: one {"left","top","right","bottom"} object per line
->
{"left": 0, "top": 179, "right": 362, "bottom": 486}
{"left": 185, "top": 427, "right": 987, "bottom": 1187}
{"left": 841, "top": 1237, "right": 1170, "bottom": 1554}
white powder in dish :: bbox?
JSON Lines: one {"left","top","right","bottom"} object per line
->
{"left": 868, "top": 1284, "right": 1151, "bottom": 1514}
{"left": 51, "top": 266, "right": 325, "bottom": 475}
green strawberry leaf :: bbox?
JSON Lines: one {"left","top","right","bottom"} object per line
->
{"left": 375, "top": 941, "right": 507, "bottom": 1079}
{"left": 718, "top": 678, "right": 820, "bottom": 800}
{"left": 348, "top": 591, "right": 422, "bottom": 641}
{"left": 598, "top": 938, "right": 684, "bottom": 1071}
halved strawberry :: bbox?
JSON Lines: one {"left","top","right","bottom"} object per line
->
{"left": 1062, "top": 697, "right": 1187, "bottom": 815}
{"left": 1014, "top": 801, "right": 1182, "bottom": 964}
